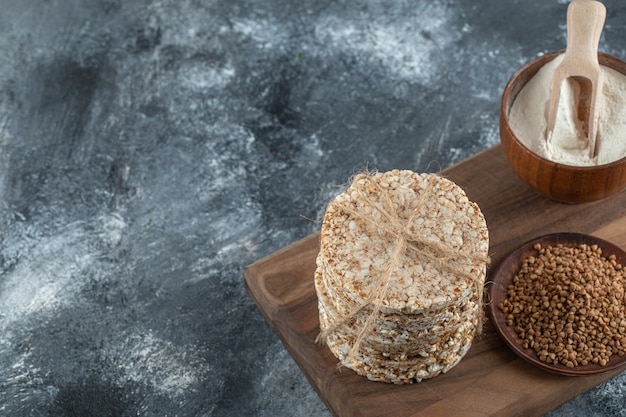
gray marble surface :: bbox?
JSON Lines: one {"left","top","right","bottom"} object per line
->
{"left": 1, "top": 0, "right": 625, "bottom": 415}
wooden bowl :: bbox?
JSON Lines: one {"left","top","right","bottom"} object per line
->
{"left": 489, "top": 232, "right": 626, "bottom": 376}
{"left": 500, "top": 51, "right": 626, "bottom": 203}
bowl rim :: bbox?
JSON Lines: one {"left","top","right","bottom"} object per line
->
{"left": 501, "top": 50, "right": 626, "bottom": 171}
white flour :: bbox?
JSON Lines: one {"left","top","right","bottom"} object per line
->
{"left": 509, "top": 54, "right": 626, "bottom": 166}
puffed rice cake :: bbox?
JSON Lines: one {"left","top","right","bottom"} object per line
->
{"left": 315, "top": 170, "right": 489, "bottom": 384}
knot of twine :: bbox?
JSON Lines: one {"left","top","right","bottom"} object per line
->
{"left": 318, "top": 172, "right": 491, "bottom": 364}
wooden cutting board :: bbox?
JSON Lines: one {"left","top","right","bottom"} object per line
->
{"left": 244, "top": 144, "right": 626, "bottom": 417}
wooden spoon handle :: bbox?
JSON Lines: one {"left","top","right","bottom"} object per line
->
{"left": 565, "top": 0, "right": 606, "bottom": 61}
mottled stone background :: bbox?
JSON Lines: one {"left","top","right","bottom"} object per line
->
{"left": 1, "top": 0, "right": 626, "bottom": 416}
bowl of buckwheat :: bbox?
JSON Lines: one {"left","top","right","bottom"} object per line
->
{"left": 489, "top": 232, "right": 626, "bottom": 376}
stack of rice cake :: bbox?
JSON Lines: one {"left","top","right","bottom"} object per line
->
{"left": 315, "top": 170, "right": 489, "bottom": 384}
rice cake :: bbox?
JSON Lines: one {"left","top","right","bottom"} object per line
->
{"left": 315, "top": 170, "right": 489, "bottom": 384}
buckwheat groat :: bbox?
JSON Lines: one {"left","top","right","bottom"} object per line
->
{"left": 315, "top": 170, "right": 489, "bottom": 384}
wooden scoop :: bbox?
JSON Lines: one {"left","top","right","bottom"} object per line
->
{"left": 546, "top": 0, "right": 606, "bottom": 158}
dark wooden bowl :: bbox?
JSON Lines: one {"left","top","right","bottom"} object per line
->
{"left": 500, "top": 51, "right": 626, "bottom": 203}
{"left": 489, "top": 232, "right": 626, "bottom": 376}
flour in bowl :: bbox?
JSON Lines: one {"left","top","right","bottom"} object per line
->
{"left": 509, "top": 54, "right": 626, "bottom": 166}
